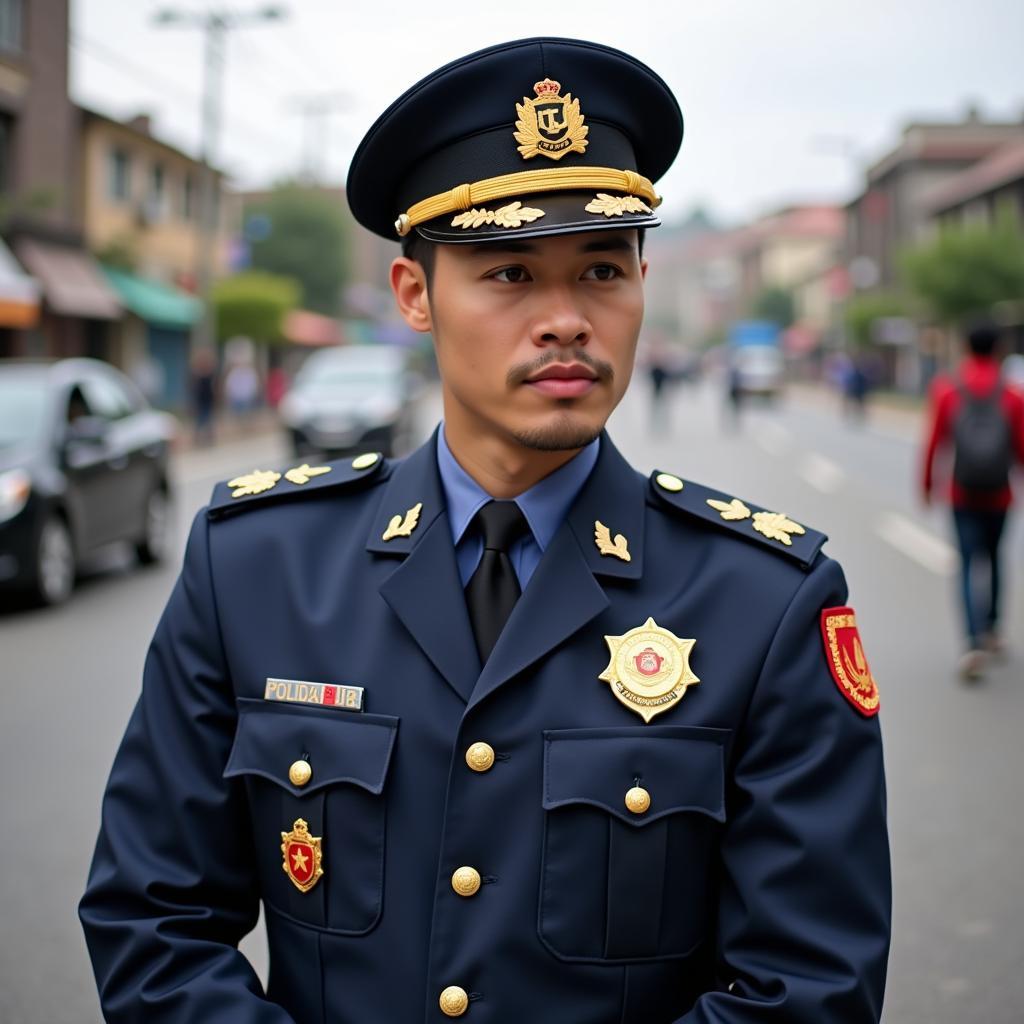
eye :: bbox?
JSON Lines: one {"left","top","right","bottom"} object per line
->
{"left": 489, "top": 266, "right": 532, "bottom": 284}
{"left": 582, "top": 263, "right": 623, "bottom": 281}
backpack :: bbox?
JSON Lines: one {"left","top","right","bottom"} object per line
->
{"left": 952, "top": 376, "right": 1013, "bottom": 491}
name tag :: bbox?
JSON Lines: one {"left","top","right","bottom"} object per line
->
{"left": 264, "top": 677, "right": 364, "bottom": 712}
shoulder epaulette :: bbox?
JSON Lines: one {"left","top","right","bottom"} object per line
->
{"left": 648, "top": 470, "right": 827, "bottom": 570}
{"left": 206, "top": 452, "right": 389, "bottom": 520}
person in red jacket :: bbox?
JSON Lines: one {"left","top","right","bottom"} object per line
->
{"left": 921, "top": 320, "right": 1024, "bottom": 679}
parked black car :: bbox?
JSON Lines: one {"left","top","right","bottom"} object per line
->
{"left": 278, "top": 345, "right": 417, "bottom": 458}
{"left": 0, "top": 358, "right": 176, "bottom": 606}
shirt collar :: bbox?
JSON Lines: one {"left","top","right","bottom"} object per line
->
{"left": 436, "top": 424, "right": 600, "bottom": 551}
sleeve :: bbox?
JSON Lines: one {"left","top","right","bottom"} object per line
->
{"left": 79, "top": 511, "right": 295, "bottom": 1024}
{"left": 671, "top": 556, "right": 891, "bottom": 1023}
{"left": 921, "top": 377, "right": 950, "bottom": 497}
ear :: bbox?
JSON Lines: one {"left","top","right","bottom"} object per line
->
{"left": 640, "top": 256, "right": 648, "bottom": 281}
{"left": 389, "top": 257, "right": 432, "bottom": 333}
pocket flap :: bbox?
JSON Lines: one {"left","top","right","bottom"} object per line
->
{"left": 543, "top": 725, "right": 728, "bottom": 826}
{"left": 225, "top": 697, "right": 399, "bottom": 797}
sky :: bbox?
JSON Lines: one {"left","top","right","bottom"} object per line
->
{"left": 71, "top": 0, "right": 1024, "bottom": 227}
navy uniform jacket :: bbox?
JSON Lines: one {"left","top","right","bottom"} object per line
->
{"left": 80, "top": 433, "right": 890, "bottom": 1023}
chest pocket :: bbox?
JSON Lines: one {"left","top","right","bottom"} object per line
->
{"left": 539, "top": 725, "right": 728, "bottom": 963}
{"left": 225, "top": 697, "right": 399, "bottom": 934}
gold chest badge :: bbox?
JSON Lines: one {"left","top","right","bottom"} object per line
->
{"left": 599, "top": 617, "right": 700, "bottom": 722}
{"left": 281, "top": 818, "right": 323, "bottom": 893}
{"left": 514, "top": 78, "right": 589, "bottom": 161}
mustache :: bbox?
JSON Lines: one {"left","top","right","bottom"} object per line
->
{"left": 506, "top": 349, "right": 615, "bottom": 388}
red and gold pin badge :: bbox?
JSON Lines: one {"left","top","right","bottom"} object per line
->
{"left": 281, "top": 818, "right": 323, "bottom": 893}
{"left": 821, "top": 606, "right": 879, "bottom": 717}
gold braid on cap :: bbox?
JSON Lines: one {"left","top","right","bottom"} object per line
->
{"left": 394, "top": 166, "right": 661, "bottom": 236}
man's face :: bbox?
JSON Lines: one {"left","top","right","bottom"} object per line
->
{"left": 419, "top": 230, "right": 646, "bottom": 452}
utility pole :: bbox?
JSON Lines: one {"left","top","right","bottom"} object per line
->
{"left": 153, "top": 5, "right": 285, "bottom": 354}
{"left": 287, "top": 92, "right": 350, "bottom": 183}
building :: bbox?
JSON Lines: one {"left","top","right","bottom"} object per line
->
{"left": 79, "top": 108, "right": 230, "bottom": 288}
{"left": 845, "top": 112, "right": 1024, "bottom": 290}
{"left": 924, "top": 139, "right": 1024, "bottom": 229}
{"left": 0, "top": 0, "right": 120, "bottom": 358}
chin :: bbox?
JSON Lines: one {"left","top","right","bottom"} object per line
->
{"left": 510, "top": 410, "right": 606, "bottom": 452}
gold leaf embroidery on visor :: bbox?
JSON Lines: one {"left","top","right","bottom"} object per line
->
{"left": 451, "top": 201, "right": 546, "bottom": 230}
{"left": 584, "top": 193, "right": 653, "bottom": 218}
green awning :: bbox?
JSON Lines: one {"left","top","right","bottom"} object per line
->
{"left": 101, "top": 266, "right": 201, "bottom": 329}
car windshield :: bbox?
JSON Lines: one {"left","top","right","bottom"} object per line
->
{"left": 303, "top": 367, "right": 400, "bottom": 396}
{"left": 0, "top": 374, "right": 50, "bottom": 447}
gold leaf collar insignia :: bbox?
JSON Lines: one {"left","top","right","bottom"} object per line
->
{"left": 594, "top": 520, "right": 631, "bottom": 562}
{"left": 585, "top": 193, "right": 653, "bottom": 218}
{"left": 706, "top": 497, "right": 751, "bottom": 521}
{"left": 382, "top": 502, "right": 423, "bottom": 541}
{"left": 451, "top": 201, "right": 545, "bottom": 230}
{"left": 228, "top": 469, "right": 281, "bottom": 498}
{"left": 514, "top": 78, "right": 589, "bottom": 162}
{"left": 752, "top": 511, "right": 806, "bottom": 546}
{"left": 284, "top": 463, "right": 331, "bottom": 485}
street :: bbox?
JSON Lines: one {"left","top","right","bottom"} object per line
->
{"left": 2, "top": 379, "right": 1022, "bottom": 1024}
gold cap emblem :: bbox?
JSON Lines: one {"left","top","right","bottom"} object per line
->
{"left": 599, "top": 617, "right": 700, "bottom": 722}
{"left": 514, "top": 78, "right": 589, "bottom": 161}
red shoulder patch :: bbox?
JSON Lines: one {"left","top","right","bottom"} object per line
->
{"left": 820, "top": 606, "right": 879, "bottom": 717}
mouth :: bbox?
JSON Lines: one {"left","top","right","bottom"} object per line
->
{"left": 523, "top": 362, "right": 600, "bottom": 399}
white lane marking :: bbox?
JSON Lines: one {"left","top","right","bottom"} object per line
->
{"left": 752, "top": 421, "right": 793, "bottom": 456}
{"left": 876, "top": 512, "right": 957, "bottom": 577}
{"left": 799, "top": 453, "right": 845, "bottom": 494}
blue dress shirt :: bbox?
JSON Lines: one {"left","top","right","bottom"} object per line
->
{"left": 436, "top": 425, "right": 600, "bottom": 590}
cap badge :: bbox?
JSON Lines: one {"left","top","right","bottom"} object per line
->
{"left": 452, "top": 201, "right": 546, "bottom": 231}
{"left": 599, "top": 617, "right": 700, "bottom": 722}
{"left": 585, "top": 193, "right": 653, "bottom": 218}
{"left": 281, "top": 818, "right": 324, "bottom": 893}
{"left": 514, "top": 78, "right": 589, "bottom": 162}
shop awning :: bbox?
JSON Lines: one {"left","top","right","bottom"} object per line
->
{"left": 102, "top": 266, "right": 201, "bottom": 330}
{"left": 15, "top": 239, "right": 121, "bottom": 320}
{"left": 0, "top": 236, "right": 40, "bottom": 328}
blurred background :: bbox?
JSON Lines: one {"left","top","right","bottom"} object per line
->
{"left": 1, "top": 1, "right": 1023, "bottom": 1021}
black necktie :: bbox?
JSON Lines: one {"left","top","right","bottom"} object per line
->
{"left": 465, "top": 500, "right": 530, "bottom": 663}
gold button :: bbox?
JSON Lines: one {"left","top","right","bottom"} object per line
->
{"left": 451, "top": 866, "right": 482, "bottom": 897}
{"left": 625, "top": 785, "right": 651, "bottom": 815}
{"left": 655, "top": 472, "right": 684, "bottom": 493}
{"left": 465, "top": 742, "right": 495, "bottom": 773}
{"left": 288, "top": 760, "right": 312, "bottom": 787}
{"left": 439, "top": 985, "right": 469, "bottom": 1017}
{"left": 352, "top": 452, "right": 380, "bottom": 470}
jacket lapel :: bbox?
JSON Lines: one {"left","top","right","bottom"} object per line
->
{"left": 370, "top": 435, "right": 481, "bottom": 703}
{"left": 467, "top": 434, "right": 646, "bottom": 711}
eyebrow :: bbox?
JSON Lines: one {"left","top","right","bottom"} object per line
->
{"left": 467, "top": 234, "right": 637, "bottom": 257}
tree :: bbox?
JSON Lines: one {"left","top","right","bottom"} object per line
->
{"left": 901, "top": 209, "right": 1024, "bottom": 324}
{"left": 212, "top": 271, "right": 299, "bottom": 344}
{"left": 843, "top": 291, "right": 911, "bottom": 349}
{"left": 751, "top": 286, "right": 796, "bottom": 329}
{"left": 246, "top": 184, "right": 348, "bottom": 315}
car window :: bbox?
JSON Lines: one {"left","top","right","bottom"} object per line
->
{"left": 0, "top": 375, "right": 49, "bottom": 447}
{"left": 80, "top": 372, "right": 139, "bottom": 421}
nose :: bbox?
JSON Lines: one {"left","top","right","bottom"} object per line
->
{"left": 530, "top": 286, "right": 592, "bottom": 348}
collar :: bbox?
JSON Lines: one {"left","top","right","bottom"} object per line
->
{"left": 435, "top": 423, "right": 600, "bottom": 553}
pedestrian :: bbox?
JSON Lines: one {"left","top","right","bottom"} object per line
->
{"left": 921, "top": 319, "right": 1024, "bottom": 680}
{"left": 80, "top": 38, "right": 890, "bottom": 1023}
{"left": 189, "top": 346, "right": 217, "bottom": 447}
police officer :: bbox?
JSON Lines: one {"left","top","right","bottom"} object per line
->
{"left": 81, "top": 37, "right": 890, "bottom": 1023}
